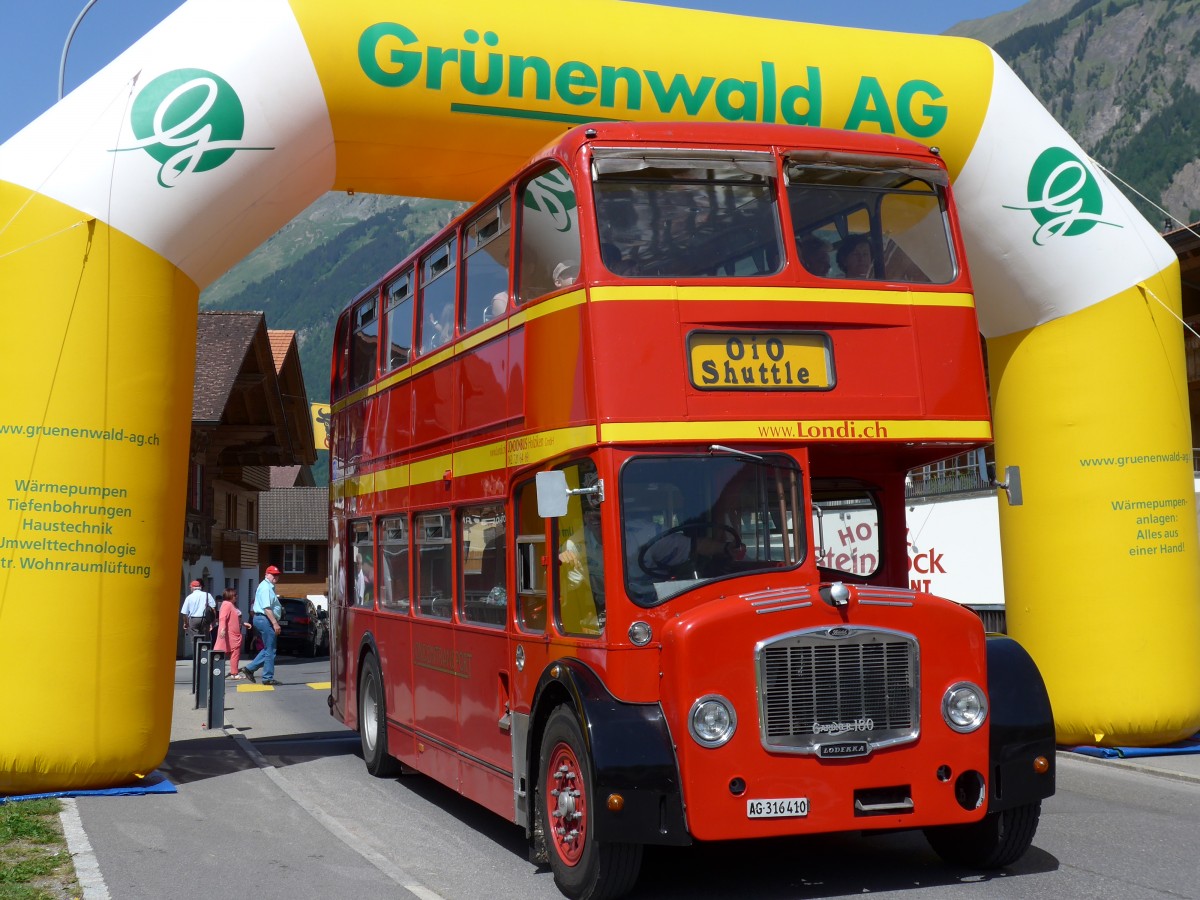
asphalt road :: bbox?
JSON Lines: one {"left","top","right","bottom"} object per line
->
{"left": 73, "top": 655, "right": 1200, "bottom": 900}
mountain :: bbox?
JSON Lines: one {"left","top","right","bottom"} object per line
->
{"left": 951, "top": 0, "right": 1200, "bottom": 226}
{"left": 202, "top": 195, "right": 465, "bottom": 409}
{"left": 200, "top": 0, "right": 1200, "bottom": 482}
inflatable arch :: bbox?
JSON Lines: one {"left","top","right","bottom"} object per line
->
{"left": 2, "top": 0, "right": 1198, "bottom": 792}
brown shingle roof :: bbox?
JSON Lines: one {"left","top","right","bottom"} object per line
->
{"left": 259, "top": 487, "right": 328, "bottom": 542}
{"left": 193, "top": 312, "right": 263, "bottom": 421}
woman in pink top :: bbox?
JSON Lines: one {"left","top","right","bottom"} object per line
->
{"left": 214, "top": 588, "right": 248, "bottom": 678}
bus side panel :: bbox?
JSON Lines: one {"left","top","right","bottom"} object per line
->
{"left": 343, "top": 399, "right": 367, "bottom": 476}
{"left": 589, "top": 300, "right": 688, "bottom": 419}
{"left": 523, "top": 297, "right": 589, "bottom": 429}
{"left": 456, "top": 625, "right": 517, "bottom": 821}
{"left": 376, "top": 376, "right": 413, "bottom": 456}
{"left": 413, "top": 358, "right": 457, "bottom": 448}
{"left": 410, "top": 618, "right": 461, "bottom": 786}
{"left": 377, "top": 612, "right": 416, "bottom": 763}
{"left": 458, "top": 335, "right": 510, "bottom": 434}
{"left": 455, "top": 626, "right": 513, "bottom": 769}
{"left": 912, "top": 306, "right": 990, "bottom": 420}
{"left": 508, "top": 327, "right": 525, "bottom": 424}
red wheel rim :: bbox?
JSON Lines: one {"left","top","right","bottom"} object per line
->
{"left": 546, "top": 741, "right": 587, "bottom": 866}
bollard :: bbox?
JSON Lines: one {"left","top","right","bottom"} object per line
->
{"left": 194, "top": 639, "right": 212, "bottom": 711}
{"left": 191, "top": 634, "right": 203, "bottom": 694}
{"left": 207, "top": 651, "right": 226, "bottom": 730}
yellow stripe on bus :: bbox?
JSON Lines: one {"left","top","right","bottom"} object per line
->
{"left": 521, "top": 288, "right": 586, "bottom": 322}
{"left": 331, "top": 424, "right": 598, "bottom": 499}
{"left": 590, "top": 284, "right": 975, "bottom": 308}
{"left": 599, "top": 419, "right": 992, "bottom": 443}
{"left": 331, "top": 292, "right": 588, "bottom": 415}
{"left": 334, "top": 416, "right": 987, "bottom": 499}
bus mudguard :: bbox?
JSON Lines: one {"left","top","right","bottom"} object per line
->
{"left": 529, "top": 658, "right": 690, "bottom": 847}
{"left": 985, "top": 635, "right": 1056, "bottom": 812}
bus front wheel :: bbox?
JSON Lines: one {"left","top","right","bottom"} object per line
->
{"left": 359, "top": 653, "right": 400, "bottom": 778}
{"left": 537, "top": 706, "right": 642, "bottom": 900}
{"left": 924, "top": 801, "right": 1041, "bottom": 869}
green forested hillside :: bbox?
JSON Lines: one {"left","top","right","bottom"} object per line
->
{"left": 202, "top": 197, "right": 464, "bottom": 408}
{"left": 954, "top": 0, "right": 1200, "bottom": 224}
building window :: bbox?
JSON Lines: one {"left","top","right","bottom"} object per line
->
{"left": 283, "top": 544, "right": 306, "bottom": 574}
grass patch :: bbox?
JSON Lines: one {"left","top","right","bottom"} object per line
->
{"left": 0, "top": 800, "right": 80, "bottom": 899}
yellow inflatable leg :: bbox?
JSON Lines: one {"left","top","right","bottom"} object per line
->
{"left": 989, "top": 264, "right": 1200, "bottom": 746}
{"left": 0, "top": 183, "right": 195, "bottom": 792}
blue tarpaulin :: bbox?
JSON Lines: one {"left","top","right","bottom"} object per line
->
{"left": 1066, "top": 733, "right": 1200, "bottom": 759}
{"left": 0, "top": 770, "right": 175, "bottom": 803}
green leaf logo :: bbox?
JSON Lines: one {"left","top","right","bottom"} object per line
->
{"left": 522, "top": 168, "right": 577, "bottom": 233}
{"left": 122, "top": 68, "right": 272, "bottom": 188}
{"left": 1004, "top": 146, "right": 1120, "bottom": 245}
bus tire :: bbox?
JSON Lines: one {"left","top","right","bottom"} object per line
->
{"left": 537, "top": 706, "right": 642, "bottom": 900}
{"left": 924, "top": 801, "right": 1041, "bottom": 869}
{"left": 359, "top": 653, "right": 400, "bottom": 778}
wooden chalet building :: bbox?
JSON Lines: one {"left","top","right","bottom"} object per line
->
{"left": 259, "top": 479, "right": 329, "bottom": 601}
{"left": 181, "top": 312, "right": 315, "bottom": 653}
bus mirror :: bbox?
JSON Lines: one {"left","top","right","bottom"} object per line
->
{"left": 536, "top": 471, "right": 570, "bottom": 518}
{"left": 995, "top": 465, "right": 1023, "bottom": 507}
{"left": 536, "top": 471, "right": 606, "bottom": 518}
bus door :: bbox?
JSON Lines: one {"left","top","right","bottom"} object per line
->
{"left": 454, "top": 502, "right": 514, "bottom": 813}
{"left": 511, "top": 459, "right": 605, "bottom": 710}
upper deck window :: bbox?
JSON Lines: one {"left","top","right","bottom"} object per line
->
{"left": 384, "top": 269, "right": 413, "bottom": 372}
{"left": 518, "top": 166, "right": 581, "bottom": 303}
{"left": 463, "top": 199, "right": 512, "bottom": 331}
{"left": 349, "top": 297, "right": 378, "bottom": 391}
{"left": 592, "top": 150, "right": 783, "bottom": 278}
{"left": 786, "top": 154, "right": 956, "bottom": 284}
{"left": 419, "top": 237, "right": 457, "bottom": 354}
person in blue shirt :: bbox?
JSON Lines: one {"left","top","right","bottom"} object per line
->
{"left": 240, "top": 565, "right": 282, "bottom": 685}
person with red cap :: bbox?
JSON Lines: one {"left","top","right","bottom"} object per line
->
{"left": 180, "top": 579, "right": 216, "bottom": 652}
{"left": 241, "top": 565, "right": 283, "bottom": 685}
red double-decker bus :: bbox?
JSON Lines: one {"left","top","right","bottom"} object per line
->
{"left": 328, "top": 122, "right": 1054, "bottom": 900}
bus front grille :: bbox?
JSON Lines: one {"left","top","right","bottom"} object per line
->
{"left": 756, "top": 627, "right": 919, "bottom": 755}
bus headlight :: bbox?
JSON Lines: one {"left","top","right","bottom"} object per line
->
{"left": 942, "top": 682, "right": 988, "bottom": 733}
{"left": 689, "top": 694, "right": 737, "bottom": 747}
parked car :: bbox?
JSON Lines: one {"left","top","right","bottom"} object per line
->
{"left": 276, "top": 597, "right": 328, "bottom": 657}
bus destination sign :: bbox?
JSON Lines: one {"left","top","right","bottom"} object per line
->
{"left": 688, "top": 330, "right": 834, "bottom": 391}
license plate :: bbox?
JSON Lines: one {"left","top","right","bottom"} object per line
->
{"left": 688, "top": 330, "right": 833, "bottom": 391}
{"left": 747, "top": 797, "right": 810, "bottom": 818}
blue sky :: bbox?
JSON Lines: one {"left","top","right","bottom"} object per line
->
{"left": 0, "top": 0, "right": 1022, "bottom": 145}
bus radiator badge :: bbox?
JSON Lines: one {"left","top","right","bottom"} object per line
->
{"left": 818, "top": 742, "right": 870, "bottom": 759}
